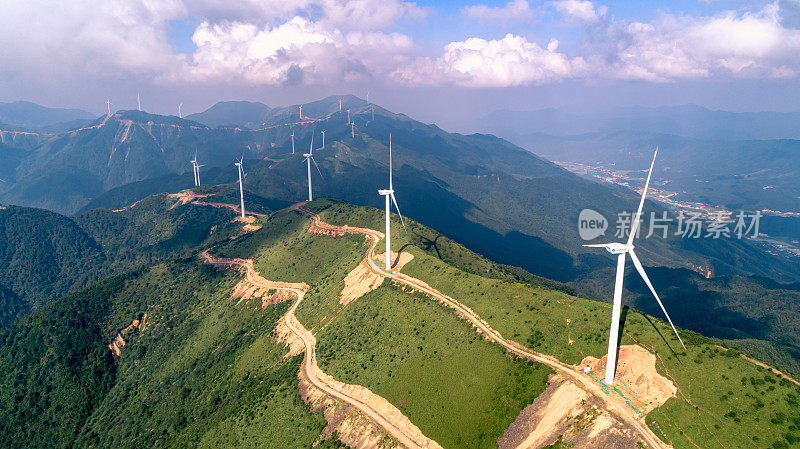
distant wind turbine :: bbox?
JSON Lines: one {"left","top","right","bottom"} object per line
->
{"left": 347, "top": 109, "right": 351, "bottom": 124}
{"left": 583, "top": 147, "right": 684, "bottom": 385}
{"left": 178, "top": 103, "right": 183, "bottom": 119}
{"left": 106, "top": 99, "right": 111, "bottom": 115}
{"left": 137, "top": 93, "right": 141, "bottom": 112}
{"left": 378, "top": 133, "right": 406, "bottom": 271}
{"left": 351, "top": 122, "right": 355, "bottom": 138}
{"left": 339, "top": 99, "right": 342, "bottom": 113}
{"left": 190, "top": 151, "right": 199, "bottom": 187}
{"left": 235, "top": 155, "right": 246, "bottom": 218}
{"left": 290, "top": 129, "right": 295, "bottom": 154}
{"left": 299, "top": 104, "right": 303, "bottom": 119}
{"left": 321, "top": 130, "right": 326, "bottom": 149}
{"left": 302, "top": 132, "right": 322, "bottom": 202}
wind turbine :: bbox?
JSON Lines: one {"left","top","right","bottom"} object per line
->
{"left": 190, "top": 151, "right": 199, "bottom": 187}
{"left": 378, "top": 133, "right": 406, "bottom": 271}
{"left": 106, "top": 99, "right": 111, "bottom": 115}
{"left": 299, "top": 104, "right": 303, "bottom": 120}
{"left": 137, "top": 93, "right": 141, "bottom": 111}
{"left": 235, "top": 155, "right": 246, "bottom": 218}
{"left": 321, "top": 130, "right": 326, "bottom": 149}
{"left": 178, "top": 103, "right": 183, "bottom": 119}
{"left": 347, "top": 109, "right": 351, "bottom": 124}
{"left": 302, "top": 132, "right": 322, "bottom": 202}
{"left": 290, "top": 129, "right": 295, "bottom": 154}
{"left": 339, "top": 99, "right": 342, "bottom": 113}
{"left": 583, "top": 147, "right": 685, "bottom": 385}
{"left": 351, "top": 122, "right": 355, "bottom": 138}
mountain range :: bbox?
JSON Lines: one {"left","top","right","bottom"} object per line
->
{"left": 1, "top": 193, "right": 798, "bottom": 448}
{"left": 2, "top": 96, "right": 800, "bottom": 375}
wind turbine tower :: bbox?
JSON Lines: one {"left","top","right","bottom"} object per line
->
{"left": 137, "top": 94, "right": 141, "bottom": 111}
{"left": 106, "top": 99, "right": 111, "bottom": 115}
{"left": 190, "top": 151, "right": 199, "bottom": 187}
{"left": 302, "top": 132, "right": 322, "bottom": 202}
{"left": 321, "top": 130, "right": 326, "bottom": 149}
{"left": 290, "top": 130, "right": 295, "bottom": 154}
{"left": 178, "top": 103, "right": 183, "bottom": 119}
{"left": 378, "top": 134, "right": 406, "bottom": 270}
{"left": 347, "top": 109, "right": 351, "bottom": 124}
{"left": 351, "top": 122, "right": 355, "bottom": 138}
{"left": 583, "top": 147, "right": 685, "bottom": 385}
{"left": 235, "top": 155, "right": 246, "bottom": 218}
{"left": 299, "top": 104, "right": 303, "bottom": 119}
{"left": 339, "top": 99, "right": 342, "bottom": 113}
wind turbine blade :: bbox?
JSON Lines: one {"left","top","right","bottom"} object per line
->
{"left": 582, "top": 244, "right": 612, "bottom": 248}
{"left": 310, "top": 132, "right": 314, "bottom": 154}
{"left": 627, "top": 147, "right": 658, "bottom": 245}
{"left": 390, "top": 193, "right": 406, "bottom": 231}
{"left": 629, "top": 249, "right": 686, "bottom": 350}
{"left": 311, "top": 157, "right": 323, "bottom": 178}
{"left": 389, "top": 133, "right": 393, "bottom": 189}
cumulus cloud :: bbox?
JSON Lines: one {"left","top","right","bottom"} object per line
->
{"left": 601, "top": 3, "right": 800, "bottom": 81}
{"left": 4, "top": 0, "right": 800, "bottom": 90}
{"left": 462, "top": 0, "right": 533, "bottom": 23}
{"left": 553, "top": 0, "right": 606, "bottom": 23}
{"left": 186, "top": 0, "right": 427, "bottom": 30}
{"left": 0, "top": 0, "right": 185, "bottom": 80}
{"left": 396, "top": 34, "right": 581, "bottom": 87}
{"left": 184, "top": 17, "right": 416, "bottom": 85}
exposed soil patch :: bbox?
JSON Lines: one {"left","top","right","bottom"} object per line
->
{"left": 108, "top": 313, "right": 147, "bottom": 358}
{"left": 168, "top": 190, "right": 213, "bottom": 207}
{"left": 580, "top": 344, "right": 677, "bottom": 414}
{"left": 339, "top": 252, "right": 414, "bottom": 307}
{"left": 499, "top": 374, "right": 644, "bottom": 449}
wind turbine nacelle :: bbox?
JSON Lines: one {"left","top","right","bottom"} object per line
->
{"left": 302, "top": 153, "right": 312, "bottom": 158}
{"left": 606, "top": 243, "right": 633, "bottom": 254}
{"left": 378, "top": 189, "right": 393, "bottom": 195}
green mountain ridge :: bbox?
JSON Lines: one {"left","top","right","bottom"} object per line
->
{"left": 1, "top": 197, "right": 798, "bottom": 448}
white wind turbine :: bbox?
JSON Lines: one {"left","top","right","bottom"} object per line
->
{"left": 299, "top": 104, "right": 303, "bottom": 119}
{"left": 302, "top": 132, "right": 322, "bottom": 201}
{"left": 235, "top": 155, "right": 246, "bottom": 218}
{"left": 190, "top": 151, "right": 199, "bottom": 187}
{"left": 290, "top": 129, "right": 295, "bottom": 154}
{"left": 583, "top": 147, "right": 685, "bottom": 385}
{"left": 351, "top": 122, "right": 355, "bottom": 138}
{"left": 137, "top": 93, "right": 141, "bottom": 111}
{"left": 178, "top": 103, "right": 183, "bottom": 119}
{"left": 321, "top": 130, "right": 326, "bottom": 149}
{"left": 347, "top": 109, "right": 351, "bottom": 124}
{"left": 378, "top": 134, "right": 406, "bottom": 271}
{"left": 106, "top": 99, "right": 111, "bottom": 115}
{"left": 339, "top": 99, "right": 342, "bottom": 113}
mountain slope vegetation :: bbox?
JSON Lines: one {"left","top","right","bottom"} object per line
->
{"left": 0, "top": 188, "right": 270, "bottom": 327}
{"left": 1, "top": 198, "right": 799, "bottom": 448}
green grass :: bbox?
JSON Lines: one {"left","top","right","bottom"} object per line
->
{"left": 316, "top": 283, "right": 553, "bottom": 448}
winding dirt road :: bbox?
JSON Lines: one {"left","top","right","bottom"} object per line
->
{"left": 203, "top": 204, "right": 670, "bottom": 449}
{"left": 295, "top": 207, "right": 671, "bottom": 449}
{"left": 201, "top": 249, "right": 438, "bottom": 449}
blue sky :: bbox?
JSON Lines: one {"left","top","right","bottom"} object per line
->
{"left": 3, "top": 0, "right": 800, "bottom": 125}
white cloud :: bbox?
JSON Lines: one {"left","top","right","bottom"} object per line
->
{"left": 184, "top": 17, "right": 416, "bottom": 85}
{"left": 553, "top": 0, "right": 606, "bottom": 23}
{"left": 184, "top": 0, "right": 427, "bottom": 30}
{"left": 396, "top": 34, "right": 580, "bottom": 87}
{"left": 462, "top": 0, "right": 533, "bottom": 23}
{"left": 604, "top": 4, "right": 800, "bottom": 81}
{"left": 0, "top": 0, "right": 185, "bottom": 80}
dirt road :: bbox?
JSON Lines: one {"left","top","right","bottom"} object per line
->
{"left": 201, "top": 250, "right": 439, "bottom": 449}
{"left": 296, "top": 207, "right": 671, "bottom": 449}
